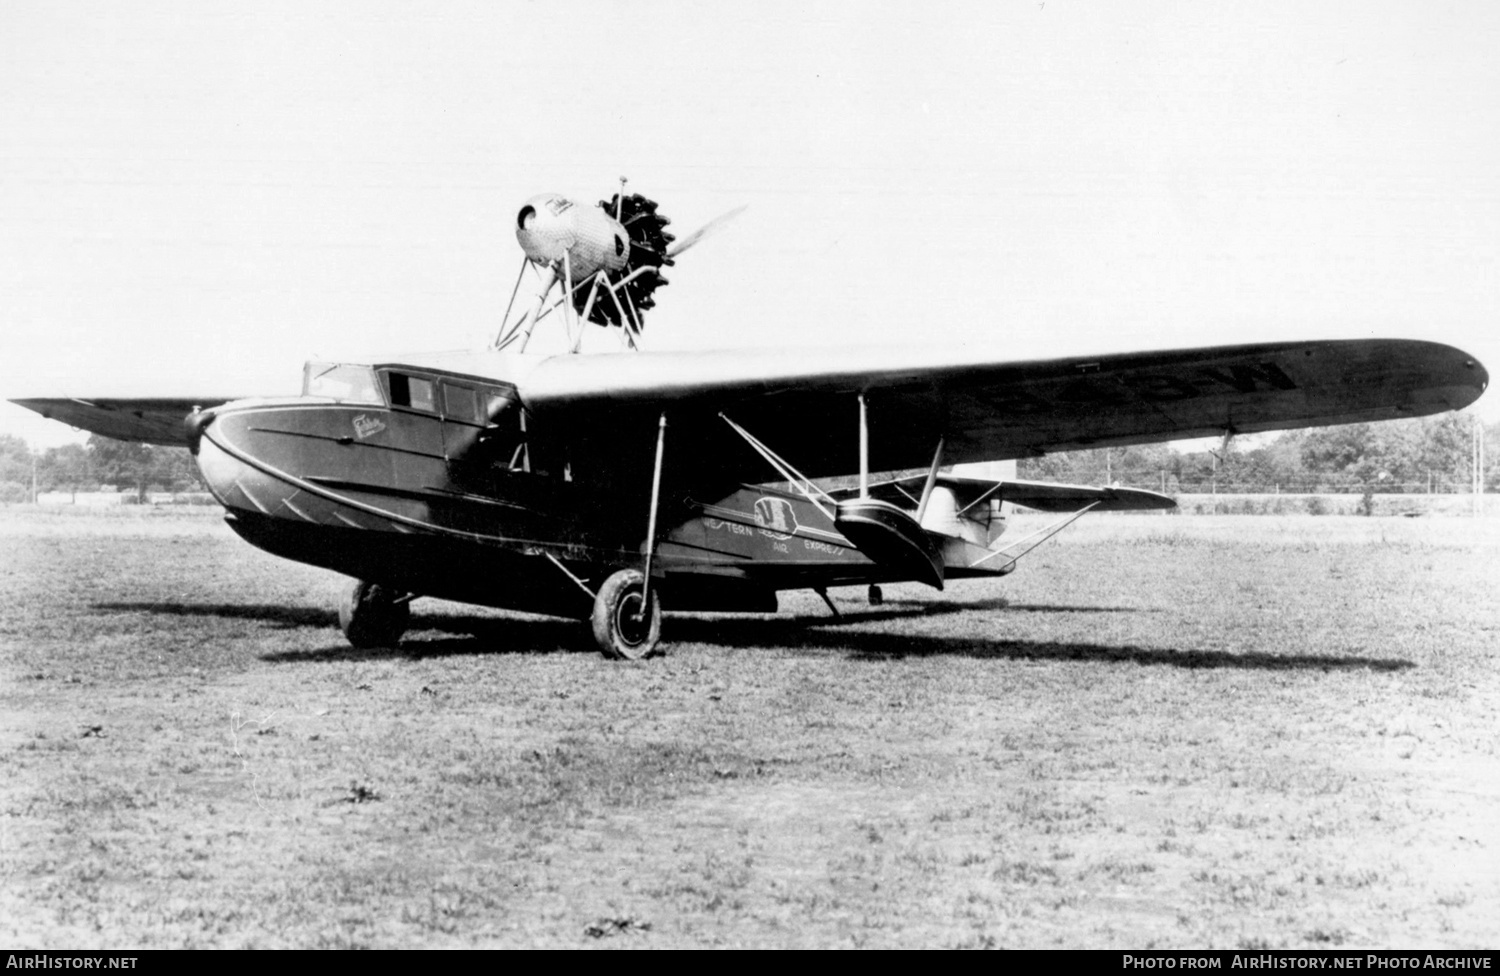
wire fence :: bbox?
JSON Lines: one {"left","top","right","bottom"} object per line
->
{"left": 1127, "top": 481, "right": 1487, "bottom": 495}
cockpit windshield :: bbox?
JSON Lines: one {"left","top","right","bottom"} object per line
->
{"left": 302, "top": 362, "right": 386, "bottom": 405}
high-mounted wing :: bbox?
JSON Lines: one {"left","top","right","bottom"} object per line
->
{"left": 9, "top": 397, "right": 238, "bottom": 446}
{"left": 523, "top": 338, "right": 1487, "bottom": 481}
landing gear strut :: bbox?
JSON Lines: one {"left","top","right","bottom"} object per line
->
{"left": 590, "top": 569, "right": 661, "bottom": 660}
{"left": 339, "top": 580, "right": 410, "bottom": 649}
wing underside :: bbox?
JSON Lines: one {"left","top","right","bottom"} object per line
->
{"left": 9, "top": 398, "right": 234, "bottom": 446}
{"left": 525, "top": 338, "right": 1487, "bottom": 481}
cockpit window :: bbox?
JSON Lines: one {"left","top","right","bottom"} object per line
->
{"left": 303, "top": 363, "right": 385, "bottom": 405}
{"left": 443, "top": 384, "right": 478, "bottom": 423}
{"left": 388, "top": 373, "right": 436, "bottom": 412}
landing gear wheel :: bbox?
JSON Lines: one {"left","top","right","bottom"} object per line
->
{"left": 591, "top": 569, "right": 662, "bottom": 660}
{"left": 339, "top": 580, "right": 410, "bottom": 649}
{"left": 868, "top": 584, "right": 884, "bottom": 606}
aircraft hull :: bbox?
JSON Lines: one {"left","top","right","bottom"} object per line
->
{"left": 195, "top": 419, "right": 596, "bottom": 617}
{"left": 193, "top": 397, "right": 1016, "bottom": 618}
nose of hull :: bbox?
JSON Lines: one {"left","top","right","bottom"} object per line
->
{"left": 189, "top": 398, "right": 465, "bottom": 536}
{"left": 192, "top": 415, "right": 274, "bottom": 516}
{"left": 188, "top": 400, "right": 594, "bottom": 619}
{"left": 191, "top": 403, "right": 405, "bottom": 527}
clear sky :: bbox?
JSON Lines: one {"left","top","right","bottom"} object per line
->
{"left": 3, "top": 0, "right": 1497, "bottom": 448}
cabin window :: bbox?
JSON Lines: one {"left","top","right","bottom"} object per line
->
{"left": 443, "top": 384, "right": 478, "bottom": 423}
{"left": 302, "top": 363, "right": 384, "bottom": 405}
{"left": 388, "top": 373, "right": 436, "bottom": 412}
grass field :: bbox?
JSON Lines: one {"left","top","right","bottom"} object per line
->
{"left": 2, "top": 506, "right": 1498, "bottom": 948}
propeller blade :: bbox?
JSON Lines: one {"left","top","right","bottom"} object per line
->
{"left": 665, "top": 205, "right": 746, "bottom": 258}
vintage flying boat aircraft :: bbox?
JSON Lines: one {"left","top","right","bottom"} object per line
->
{"left": 13, "top": 185, "right": 1489, "bottom": 659}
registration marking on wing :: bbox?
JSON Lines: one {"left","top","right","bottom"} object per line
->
{"left": 970, "top": 361, "right": 1300, "bottom": 412}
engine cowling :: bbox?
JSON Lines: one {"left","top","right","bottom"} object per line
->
{"left": 515, "top": 193, "right": 631, "bottom": 280}
{"left": 514, "top": 192, "right": 677, "bottom": 331}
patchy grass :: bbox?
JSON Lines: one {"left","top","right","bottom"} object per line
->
{"left": 2, "top": 507, "right": 1499, "bottom": 947}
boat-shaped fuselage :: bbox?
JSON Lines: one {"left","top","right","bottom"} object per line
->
{"left": 190, "top": 356, "right": 990, "bottom": 619}
{"left": 193, "top": 359, "right": 631, "bottom": 613}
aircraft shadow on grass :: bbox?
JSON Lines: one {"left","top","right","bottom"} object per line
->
{"left": 93, "top": 599, "right": 1413, "bottom": 673}
{"left": 654, "top": 614, "right": 1415, "bottom": 673}
{"left": 93, "top": 601, "right": 334, "bottom": 629}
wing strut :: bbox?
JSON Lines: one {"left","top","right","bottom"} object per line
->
{"left": 915, "top": 437, "right": 946, "bottom": 522}
{"left": 639, "top": 412, "right": 668, "bottom": 620}
{"left": 970, "top": 502, "right": 1101, "bottom": 570}
{"left": 719, "top": 413, "right": 836, "bottom": 521}
{"left": 858, "top": 393, "right": 870, "bottom": 499}
{"left": 543, "top": 551, "right": 597, "bottom": 600}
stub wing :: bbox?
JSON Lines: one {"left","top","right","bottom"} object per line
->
{"left": 9, "top": 397, "right": 238, "bottom": 446}
{"left": 945, "top": 475, "right": 1175, "bottom": 513}
{"left": 834, "top": 473, "right": 1175, "bottom": 513}
{"left": 814, "top": 471, "right": 1173, "bottom": 585}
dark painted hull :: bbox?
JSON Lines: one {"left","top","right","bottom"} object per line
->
{"left": 196, "top": 413, "right": 600, "bottom": 616}
{"left": 223, "top": 510, "right": 593, "bottom": 618}
{"left": 194, "top": 397, "right": 1013, "bottom": 618}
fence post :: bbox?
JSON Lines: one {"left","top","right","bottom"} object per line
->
{"left": 1476, "top": 417, "right": 1486, "bottom": 517}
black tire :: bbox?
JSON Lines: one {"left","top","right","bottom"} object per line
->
{"left": 338, "top": 580, "right": 410, "bottom": 649}
{"left": 868, "top": 584, "right": 884, "bottom": 606}
{"left": 590, "top": 569, "right": 662, "bottom": 660}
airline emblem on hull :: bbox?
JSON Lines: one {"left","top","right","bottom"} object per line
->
{"left": 754, "top": 497, "right": 799, "bottom": 540}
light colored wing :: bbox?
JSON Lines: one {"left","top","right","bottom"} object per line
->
{"left": 522, "top": 338, "right": 1487, "bottom": 479}
{"left": 9, "top": 397, "right": 237, "bottom": 446}
{"left": 834, "top": 473, "right": 1176, "bottom": 512}
{"left": 945, "top": 476, "right": 1176, "bottom": 513}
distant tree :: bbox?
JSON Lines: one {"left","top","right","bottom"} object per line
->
{"left": 1298, "top": 415, "right": 1479, "bottom": 493}
{"left": 0, "top": 434, "right": 34, "bottom": 489}
{"left": 1412, "top": 413, "right": 1478, "bottom": 493}
{"left": 156, "top": 448, "right": 206, "bottom": 491}
{"left": 37, "top": 444, "right": 94, "bottom": 494}
{"left": 1108, "top": 443, "right": 1177, "bottom": 489}
{"left": 1019, "top": 450, "right": 1094, "bottom": 484}
{"left": 1174, "top": 447, "right": 1225, "bottom": 492}
{"left": 1021, "top": 443, "right": 1177, "bottom": 489}
{"left": 1023, "top": 414, "right": 1492, "bottom": 495}
{"left": 87, "top": 436, "right": 159, "bottom": 501}
{"left": 1231, "top": 433, "right": 1307, "bottom": 491}
{"left": 77, "top": 437, "right": 206, "bottom": 498}
{"left": 0, "top": 434, "right": 32, "bottom": 503}
{"left": 1298, "top": 424, "right": 1369, "bottom": 479}
{"left": 1487, "top": 419, "right": 1500, "bottom": 493}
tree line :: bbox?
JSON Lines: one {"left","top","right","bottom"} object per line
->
{"left": 1019, "top": 414, "right": 1496, "bottom": 494}
{"left": 0, "top": 435, "right": 204, "bottom": 504}
{"left": 0, "top": 413, "right": 1494, "bottom": 504}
